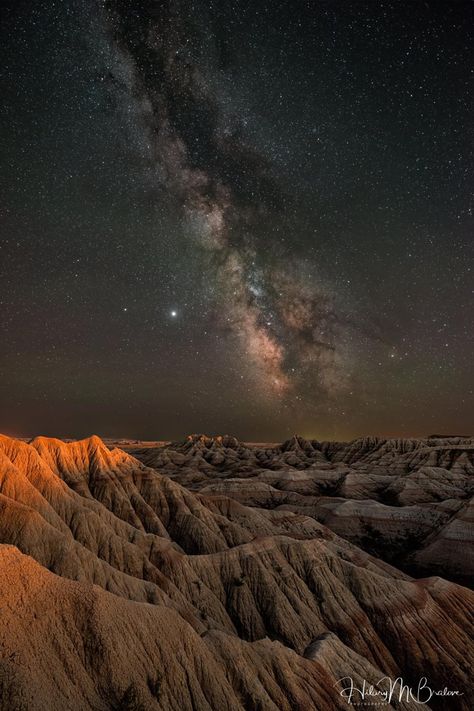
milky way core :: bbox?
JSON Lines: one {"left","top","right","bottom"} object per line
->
{"left": 1, "top": 0, "right": 472, "bottom": 440}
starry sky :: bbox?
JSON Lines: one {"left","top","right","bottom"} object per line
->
{"left": 1, "top": 0, "right": 473, "bottom": 441}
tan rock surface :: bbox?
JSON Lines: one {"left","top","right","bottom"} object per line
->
{"left": 134, "top": 434, "right": 474, "bottom": 584}
{"left": 0, "top": 434, "right": 472, "bottom": 710}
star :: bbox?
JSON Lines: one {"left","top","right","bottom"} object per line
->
{"left": 0, "top": 0, "right": 471, "bottom": 440}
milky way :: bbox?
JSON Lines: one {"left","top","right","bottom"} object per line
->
{"left": 1, "top": 0, "right": 473, "bottom": 439}
{"left": 102, "top": 1, "right": 354, "bottom": 401}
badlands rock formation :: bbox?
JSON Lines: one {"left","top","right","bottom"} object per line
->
{"left": 133, "top": 434, "right": 474, "bottom": 585}
{"left": 0, "top": 433, "right": 472, "bottom": 710}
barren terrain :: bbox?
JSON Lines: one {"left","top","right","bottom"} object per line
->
{"left": 0, "top": 433, "right": 472, "bottom": 710}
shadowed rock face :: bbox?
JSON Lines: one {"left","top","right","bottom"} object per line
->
{"left": 131, "top": 434, "right": 474, "bottom": 586}
{"left": 0, "top": 434, "right": 473, "bottom": 710}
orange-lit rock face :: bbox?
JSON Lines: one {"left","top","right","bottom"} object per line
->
{"left": 0, "top": 433, "right": 473, "bottom": 710}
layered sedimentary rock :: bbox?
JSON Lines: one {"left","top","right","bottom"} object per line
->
{"left": 0, "top": 433, "right": 472, "bottom": 710}
{"left": 132, "top": 434, "right": 474, "bottom": 584}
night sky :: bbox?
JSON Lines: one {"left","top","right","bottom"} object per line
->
{"left": 1, "top": 0, "right": 473, "bottom": 441}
